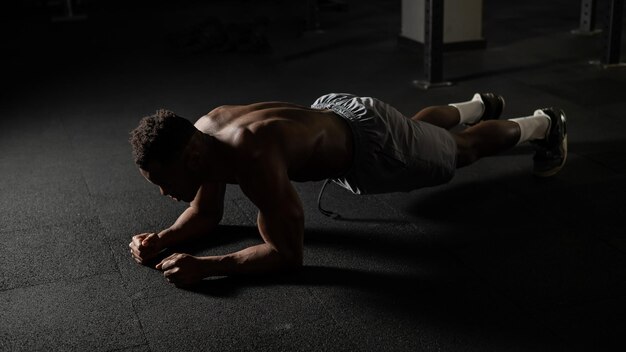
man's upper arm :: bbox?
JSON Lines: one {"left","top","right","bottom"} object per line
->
{"left": 239, "top": 162, "right": 304, "bottom": 219}
{"left": 190, "top": 182, "right": 226, "bottom": 220}
{"left": 236, "top": 146, "right": 304, "bottom": 261}
{"left": 234, "top": 131, "right": 302, "bottom": 220}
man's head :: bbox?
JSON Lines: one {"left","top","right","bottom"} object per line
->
{"left": 129, "top": 109, "right": 203, "bottom": 202}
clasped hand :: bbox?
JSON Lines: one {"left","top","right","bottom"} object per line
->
{"left": 129, "top": 233, "right": 207, "bottom": 286}
{"left": 156, "top": 253, "right": 207, "bottom": 286}
{"left": 129, "top": 232, "right": 163, "bottom": 264}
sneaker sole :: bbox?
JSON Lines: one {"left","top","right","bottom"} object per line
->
{"left": 533, "top": 135, "right": 568, "bottom": 177}
{"left": 493, "top": 95, "right": 506, "bottom": 120}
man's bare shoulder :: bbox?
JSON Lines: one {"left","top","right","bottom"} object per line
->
{"left": 194, "top": 105, "right": 239, "bottom": 133}
{"left": 194, "top": 102, "right": 305, "bottom": 140}
{"left": 194, "top": 103, "right": 272, "bottom": 133}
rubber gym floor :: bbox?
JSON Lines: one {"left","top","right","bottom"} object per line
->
{"left": 1, "top": 0, "right": 626, "bottom": 351}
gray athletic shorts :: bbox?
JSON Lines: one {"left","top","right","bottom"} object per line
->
{"left": 311, "top": 93, "right": 457, "bottom": 194}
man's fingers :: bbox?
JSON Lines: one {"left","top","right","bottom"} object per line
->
{"left": 159, "top": 259, "right": 176, "bottom": 271}
{"left": 158, "top": 253, "right": 179, "bottom": 269}
{"left": 130, "top": 249, "right": 142, "bottom": 262}
{"left": 141, "top": 233, "right": 157, "bottom": 246}
{"left": 163, "top": 267, "right": 181, "bottom": 284}
{"left": 164, "top": 267, "right": 179, "bottom": 277}
{"left": 164, "top": 270, "right": 196, "bottom": 287}
{"left": 131, "top": 232, "right": 155, "bottom": 248}
{"left": 130, "top": 238, "right": 158, "bottom": 257}
{"left": 130, "top": 245, "right": 144, "bottom": 258}
{"left": 156, "top": 256, "right": 171, "bottom": 270}
{"left": 132, "top": 236, "right": 145, "bottom": 249}
{"left": 130, "top": 234, "right": 167, "bottom": 266}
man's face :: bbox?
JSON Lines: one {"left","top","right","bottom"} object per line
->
{"left": 139, "top": 158, "right": 199, "bottom": 203}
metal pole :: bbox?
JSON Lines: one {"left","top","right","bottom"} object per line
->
{"left": 603, "top": 0, "right": 624, "bottom": 65}
{"left": 52, "top": 0, "right": 87, "bottom": 22}
{"left": 305, "top": 0, "right": 321, "bottom": 32}
{"left": 66, "top": 0, "right": 74, "bottom": 17}
{"left": 573, "top": 0, "right": 601, "bottom": 35}
{"left": 413, "top": 0, "right": 451, "bottom": 89}
{"left": 425, "top": 0, "right": 443, "bottom": 82}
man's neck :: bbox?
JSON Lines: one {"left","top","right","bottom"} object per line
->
{"left": 200, "top": 132, "right": 236, "bottom": 183}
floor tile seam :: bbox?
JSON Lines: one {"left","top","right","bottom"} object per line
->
{"left": 101, "top": 221, "right": 131, "bottom": 282}
{"left": 97, "top": 217, "right": 173, "bottom": 307}
{"left": 76, "top": 155, "right": 98, "bottom": 200}
{"left": 0, "top": 269, "right": 121, "bottom": 294}
{"left": 129, "top": 299, "right": 154, "bottom": 352}
{"left": 86, "top": 214, "right": 128, "bottom": 286}
{"left": 129, "top": 290, "right": 175, "bottom": 305}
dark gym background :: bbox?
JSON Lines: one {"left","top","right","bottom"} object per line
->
{"left": 1, "top": 0, "right": 626, "bottom": 351}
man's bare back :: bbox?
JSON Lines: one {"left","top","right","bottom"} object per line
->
{"left": 194, "top": 102, "right": 353, "bottom": 183}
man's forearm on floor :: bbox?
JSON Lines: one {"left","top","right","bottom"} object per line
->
{"left": 157, "top": 206, "right": 221, "bottom": 247}
{"left": 200, "top": 243, "right": 302, "bottom": 276}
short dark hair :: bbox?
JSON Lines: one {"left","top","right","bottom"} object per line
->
{"left": 129, "top": 109, "right": 197, "bottom": 168}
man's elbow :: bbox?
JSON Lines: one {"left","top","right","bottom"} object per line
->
{"left": 277, "top": 210, "right": 304, "bottom": 270}
{"left": 192, "top": 206, "right": 223, "bottom": 228}
{"left": 277, "top": 248, "right": 303, "bottom": 271}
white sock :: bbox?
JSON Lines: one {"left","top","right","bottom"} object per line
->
{"left": 449, "top": 93, "right": 484, "bottom": 125}
{"left": 508, "top": 109, "right": 551, "bottom": 145}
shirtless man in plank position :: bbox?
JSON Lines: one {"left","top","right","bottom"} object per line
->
{"left": 128, "top": 93, "right": 567, "bottom": 286}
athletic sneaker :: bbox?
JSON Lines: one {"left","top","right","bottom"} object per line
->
{"left": 467, "top": 93, "right": 506, "bottom": 125}
{"left": 531, "top": 107, "right": 567, "bottom": 177}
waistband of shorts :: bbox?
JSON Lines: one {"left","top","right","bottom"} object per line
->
{"left": 311, "top": 103, "right": 358, "bottom": 121}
